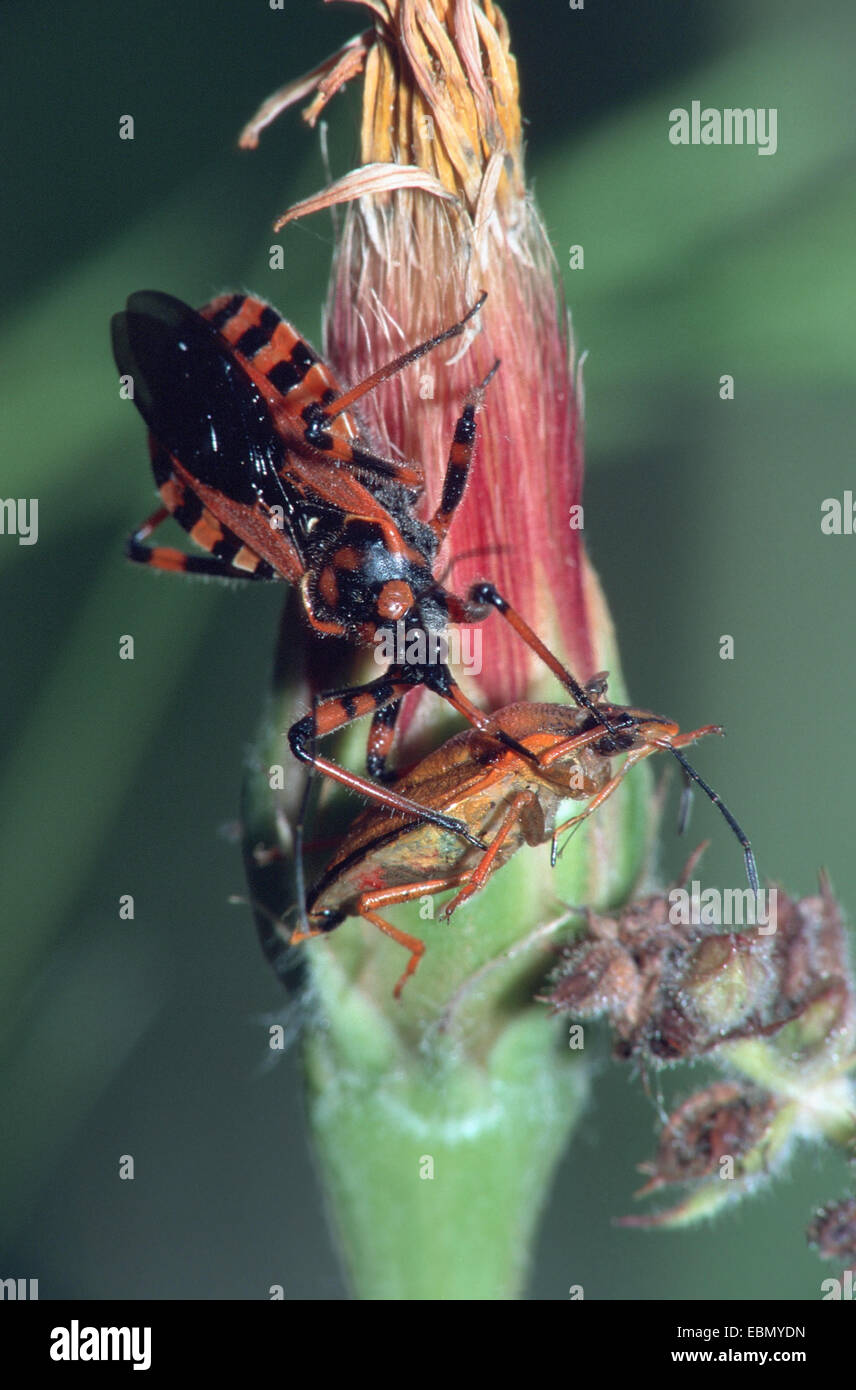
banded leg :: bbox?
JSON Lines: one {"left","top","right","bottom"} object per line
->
{"left": 418, "top": 661, "right": 549, "bottom": 766}
{"left": 127, "top": 506, "right": 277, "bottom": 580}
{"left": 452, "top": 581, "right": 621, "bottom": 739}
{"left": 288, "top": 673, "right": 487, "bottom": 849}
{"left": 288, "top": 657, "right": 565, "bottom": 843}
{"left": 429, "top": 360, "right": 501, "bottom": 544}
{"left": 366, "top": 698, "right": 403, "bottom": 781}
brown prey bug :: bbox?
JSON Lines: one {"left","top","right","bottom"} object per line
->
{"left": 263, "top": 678, "right": 758, "bottom": 998}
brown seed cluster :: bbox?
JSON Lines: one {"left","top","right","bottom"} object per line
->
{"left": 543, "top": 867, "right": 854, "bottom": 1068}
{"left": 541, "top": 857, "right": 856, "bottom": 1227}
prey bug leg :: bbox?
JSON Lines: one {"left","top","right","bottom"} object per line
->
{"left": 353, "top": 874, "right": 474, "bottom": 998}
{"left": 552, "top": 741, "right": 674, "bottom": 860}
{"left": 550, "top": 723, "right": 759, "bottom": 893}
{"left": 293, "top": 875, "right": 473, "bottom": 999}
{"left": 297, "top": 697, "right": 758, "bottom": 997}
{"left": 287, "top": 673, "right": 487, "bottom": 849}
{"left": 440, "top": 790, "right": 542, "bottom": 919}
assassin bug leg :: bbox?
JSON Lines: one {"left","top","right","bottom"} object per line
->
{"left": 290, "top": 659, "right": 537, "bottom": 826}
{"left": 429, "top": 360, "right": 502, "bottom": 545}
{"left": 365, "top": 698, "right": 403, "bottom": 782}
{"left": 454, "top": 581, "right": 620, "bottom": 739}
{"left": 126, "top": 503, "right": 278, "bottom": 581}
{"left": 292, "top": 720, "right": 319, "bottom": 943}
{"left": 288, "top": 674, "right": 487, "bottom": 850}
{"left": 419, "top": 663, "right": 543, "bottom": 765}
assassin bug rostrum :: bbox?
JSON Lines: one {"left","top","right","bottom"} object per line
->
{"left": 112, "top": 289, "right": 619, "bottom": 845}
{"left": 261, "top": 678, "right": 758, "bottom": 999}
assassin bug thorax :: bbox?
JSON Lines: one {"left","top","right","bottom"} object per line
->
{"left": 265, "top": 679, "right": 758, "bottom": 998}
{"left": 113, "top": 289, "right": 617, "bottom": 844}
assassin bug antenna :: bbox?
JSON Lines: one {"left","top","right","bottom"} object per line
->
{"left": 666, "top": 746, "right": 759, "bottom": 893}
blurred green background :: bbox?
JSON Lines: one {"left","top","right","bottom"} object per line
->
{"left": 2, "top": 0, "right": 854, "bottom": 1299}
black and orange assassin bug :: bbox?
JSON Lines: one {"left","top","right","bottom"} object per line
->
{"left": 112, "top": 289, "right": 618, "bottom": 843}
{"left": 267, "top": 679, "right": 758, "bottom": 998}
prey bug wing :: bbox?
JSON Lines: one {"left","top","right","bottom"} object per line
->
{"left": 289, "top": 705, "right": 649, "bottom": 994}
{"left": 285, "top": 693, "right": 759, "bottom": 998}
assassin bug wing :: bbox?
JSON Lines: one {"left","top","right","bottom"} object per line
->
{"left": 201, "top": 294, "right": 425, "bottom": 490}
{"left": 115, "top": 291, "right": 417, "bottom": 571}
{"left": 200, "top": 294, "right": 353, "bottom": 441}
{"left": 112, "top": 291, "right": 292, "bottom": 508}
{"left": 114, "top": 292, "right": 326, "bottom": 580}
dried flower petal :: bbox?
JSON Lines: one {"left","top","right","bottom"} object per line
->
{"left": 266, "top": 0, "right": 611, "bottom": 713}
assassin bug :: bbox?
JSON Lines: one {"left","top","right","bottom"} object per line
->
{"left": 113, "top": 289, "right": 617, "bottom": 843}
{"left": 266, "top": 678, "right": 758, "bottom": 998}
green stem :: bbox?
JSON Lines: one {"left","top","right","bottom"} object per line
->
{"left": 242, "top": 607, "right": 652, "bottom": 1298}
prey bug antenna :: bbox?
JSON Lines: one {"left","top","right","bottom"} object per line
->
{"left": 548, "top": 712, "right": 757, "bottom": 892}
{"left": 676, "top": 774, "right": 695, "bottom": 837}
{"left": 666, "top": 746, "right": 759, "bottom": 893}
